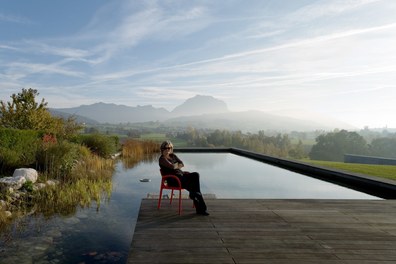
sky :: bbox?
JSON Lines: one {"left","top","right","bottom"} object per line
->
{"left": 1, "top": 0, "right": 396, "bottom": 129}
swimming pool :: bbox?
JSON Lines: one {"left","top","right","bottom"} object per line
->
{"left": 0, "top": 152, "right": 380, "bottom": 264}
{"left": 148, "top": 153, "right": 379, "bottom": 199}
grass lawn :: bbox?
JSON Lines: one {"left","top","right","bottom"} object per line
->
{"left": 302, "top": 159, "right": 396, "bottom": 181}
{"left": 140, "top": 133, "right": 168, "bottom": 141}
{"left": 139, "top": 133, "right": 188, "bottom": 147}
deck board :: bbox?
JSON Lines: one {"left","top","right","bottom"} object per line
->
{"left": 127, "top": 199, "right": 396, "bottom": 264}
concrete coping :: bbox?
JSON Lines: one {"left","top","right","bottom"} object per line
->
{"left": 174, "top": 147, "right": 396, "bottom": 199}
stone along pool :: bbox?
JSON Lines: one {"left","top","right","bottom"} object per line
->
{"left": 0, "top": 153, "right": 379, "bottom": 263}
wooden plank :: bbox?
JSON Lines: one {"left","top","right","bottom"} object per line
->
{"left": 127, "top": 199, "right": 396, "bottom": 264}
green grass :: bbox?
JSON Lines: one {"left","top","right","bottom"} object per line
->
{"left": 302, "top": 159, "right": 396, "bottom": 181}
{"left": 138, "top": 133, "right": 188, "bottom": 147}
{"left": 140, "top": 133, "right": 167, "bottom": 141}
{"left": 290, "top": 138, "right": 316, "bottom": 145}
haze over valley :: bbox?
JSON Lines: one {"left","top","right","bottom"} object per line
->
{"left": 2, "top": 1, "right": 396, "bottom": 129}
{"left": 51, "top": 95, "right": 356, "bottom": 132}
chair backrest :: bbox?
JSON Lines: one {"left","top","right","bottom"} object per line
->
{"left": 159, "top": 169, "right": 182, "bottom": 189}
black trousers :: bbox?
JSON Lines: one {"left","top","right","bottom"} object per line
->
{"left": 170, "top": 172, "right": 207, "bottom": 212}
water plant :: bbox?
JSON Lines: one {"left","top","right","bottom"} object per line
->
{"left": 31, "top": 152, "right": 114, "bottom": 217}
{"left": 122, "top": 139, "right": 158, "bottom": 158}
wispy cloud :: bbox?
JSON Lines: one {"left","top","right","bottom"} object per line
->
{"left": 0, "top": 44, "right": 21, "bottom": 51}
{"left": 90, "top": 18, "right": 396, "bottom": 85}
{"left": 288, "top": 0, "right": 381, "bottom": 22}
{"left": 0, "top": 12, "right": 32, "bottom": 24}
{"left": 6, "top": 62, "right": 85, "bottom": 80}
{"left": 21, "top": 40, "right": 90, "bottom": 59}
{"left": 2, "top": 0, "right": 396, "bottom": 127}
{"left": 76, "top": 1, "right": 211, "bottom": 66}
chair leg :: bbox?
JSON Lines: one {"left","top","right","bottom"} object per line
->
{"left": 178, "top": 189, "right": 182, "bottom": 215}
{"left": 170, "top": 189, "right": 174, "bottom": 204}
{"left": 157, "top": 187, "right": 163, "bottom": 209}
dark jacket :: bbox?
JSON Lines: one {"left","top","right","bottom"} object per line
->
{"left": 159, "top": 153, "right": 184, "bottom": 176}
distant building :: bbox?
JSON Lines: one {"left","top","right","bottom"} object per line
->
{"left": 344, "top": 154, "right": 396, "bottom": 165}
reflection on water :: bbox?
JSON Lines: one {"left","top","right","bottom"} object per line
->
{"left": 0, "top": 153, "right": 160, "bottom": 264}
{"left": 182, "top": 153, "right": 379, "bottom": 199}
{"left": 0, "top": 153, "right": 379, "bottom": 263}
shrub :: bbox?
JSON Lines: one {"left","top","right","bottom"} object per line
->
{"left": 22, "top": 180, "right": 34, "bottom": 192}
{"left": 0, "top": 128, "right": 40, "bottom": 174}
{"left": 73, "top": 134, "right": 118, "bottom": 158}
{"left": 36, "top": 140, "right": 81, "bottom": 180}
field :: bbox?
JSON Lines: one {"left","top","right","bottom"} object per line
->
{"left": 303, "top": 159, "right": 396, "bottom": 181}
{"left": 139, "top": 133, "right": 188, "bottom": 147}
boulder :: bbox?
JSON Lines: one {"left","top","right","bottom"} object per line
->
{"left": 13, "top": 168, "right": 38, "bottom": 183}
{"left": 0, "top": 176, "right": 26, "bottom": 190}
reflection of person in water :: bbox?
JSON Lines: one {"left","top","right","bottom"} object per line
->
{"left": 159, "top": 140, "right": 209, "bottom": 216}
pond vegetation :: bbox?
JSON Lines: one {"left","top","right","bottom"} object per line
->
{"left": 0, "top": 90, "right": 162, "bottom": 249}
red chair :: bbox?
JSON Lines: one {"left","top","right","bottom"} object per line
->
{"left": 157, "top": 170, "right": 193, "bottom": 215}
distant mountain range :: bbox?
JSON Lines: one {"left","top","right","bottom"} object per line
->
{"left": 50, "top": 95, "right": 355, "bottom": 132}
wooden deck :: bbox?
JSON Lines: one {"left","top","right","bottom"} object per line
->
{"left": 127, "top": 199, "right": 396, "bottom": 264}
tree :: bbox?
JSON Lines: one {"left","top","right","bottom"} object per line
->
{"left": 0, "top": 88, "right": 82, "bottom": 137}
{"left": 0, "top": 88, "right": 50, "bottom": 130}
{"left": 289, "top": 140, "right": 306, "bottom": 159}
{"left": 369, "top": 137, "right": 396, "bottom": 158}
{"left": 309, "top": 130, "right": 368, "bottom": 161}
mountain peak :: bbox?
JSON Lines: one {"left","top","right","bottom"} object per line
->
{"left": 171, "top": 95, "right": 229, "bottom": 116}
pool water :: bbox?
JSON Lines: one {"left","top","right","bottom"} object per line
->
{"left": 0, "top": 153, "right": 379, "bottom": 263}
{"left": 181, "top": 153, "right": 379, "bottom": 199}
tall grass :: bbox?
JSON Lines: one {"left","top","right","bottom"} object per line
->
{"left": 32, "top": 177, "right": 112, "bottom": 217}
{"left": 122, "top": 139, "right": 159, "bottom": 158}
{"left": 121, "top": 139, "right": 159, "bottom": 170}
{"left": 0, "top": 150, "right": 115, "bottom": 229}
{"left": 32, "top": 152, "right": 114, "bottom": 216}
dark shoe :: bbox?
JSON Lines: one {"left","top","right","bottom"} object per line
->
{"left": 196, "top": 211, "right": 210, "bottom": 216}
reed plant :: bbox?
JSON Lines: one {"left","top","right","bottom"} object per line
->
{"left": 30, "top": 152, "right": 114, "bottom": 217}
{"left": 0, "top": 209, "right": 8, "bottom": 228}
{"left": 0, "top": 148, "right": 115, "bottom": 227}
{"left": 36, "top": 140, "right": 80, "bottom": 181}
{"left": 122, "top": 139, "right": 159, "bottom": 158}
{"left": 32, "top": 177, "right": 112, "bottom": 217}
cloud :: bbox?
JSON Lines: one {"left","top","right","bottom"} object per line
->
{"left": 6, "top": 62, "right": 85, "bottom": 80}
{"left": 0, "top": 44, "right": 21, "bottom": 51}
{"left": 21, "top": 40, "right": 90, "bottom": 58}
{"left": 0, "top": 12, "right": 32, "bottom": 24}
{"left": 288, "top": 0, "right": 381, "bottom": 22}
{"left": 76, "top": 1, "right": 211, "bottom": 67}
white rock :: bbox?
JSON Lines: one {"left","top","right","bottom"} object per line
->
{"left": 33, "top": 183, "right": 46, "bottom": 191}
{"left": 46, "top": 180, "right": 59, "bottom": 186}
{"left": 0, "top": 176, "right": 26, "bottom": 190}
{"left": 13, "top": 168, "right": 38, "bottom": 183}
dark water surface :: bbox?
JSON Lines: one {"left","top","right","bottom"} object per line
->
{"left": 0, "top": 153, "right": 379, "bottom": 263}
